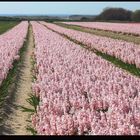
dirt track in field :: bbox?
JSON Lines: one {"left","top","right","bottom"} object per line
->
{"left": 0, "top": 24, "right": 34, "bottom": 135}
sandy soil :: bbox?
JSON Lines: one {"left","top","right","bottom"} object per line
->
{"left": 0, "top": 25, "right": 34, "bottom": 135}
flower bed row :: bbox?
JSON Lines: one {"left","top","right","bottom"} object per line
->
{"left": 31, "top": 21, "right": 140, "bottom": 135}
{"left": 0, "top": 21, "right": 29, "bottom": 86}
{"left": 62, "top": 22, "right": 140, "bottom": 36}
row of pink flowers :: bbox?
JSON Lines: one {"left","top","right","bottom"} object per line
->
{"left": 62, "top": 22, "right": 140, "bottom": 35}
{"left": 31, "top": 21, "right": 140, "bottom": 135}
{"left": 0, "top": 21, "right": 28, "bottom": 86}
{"left": 40, "top": 21, "right": 140, "bottom": 69}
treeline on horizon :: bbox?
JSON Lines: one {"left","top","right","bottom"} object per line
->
{"left": 93, "top": 7, "right": 140, "bottom": 22}
{"left": 0, "top": 7, "right": 140, "bottom": 22}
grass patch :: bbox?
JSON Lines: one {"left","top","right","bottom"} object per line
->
{"left": 55, "top": 22, "right": 140, "bottom": 45}
{"left": 0, "top": 21, "right": 19, "bottom": 35}
{"left": 42, "top": 23, "right": 140, "bottom": 77}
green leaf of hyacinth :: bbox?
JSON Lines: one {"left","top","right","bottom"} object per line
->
{"left": 18, "top": 105, "right": 35, "bottom": 113}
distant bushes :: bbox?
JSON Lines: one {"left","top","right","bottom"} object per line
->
{"left": 95, "top": 7, "right": 140, "bottom": 22}
{"left": 0, "top": 16, "right": 21, "bottom": 21}
{"left": 131, "top": 10, "right": 140, "bottom": 22}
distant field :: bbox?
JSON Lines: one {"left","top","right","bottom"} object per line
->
{"left": 0, "top": 21, "right": 19, "bottom": 35}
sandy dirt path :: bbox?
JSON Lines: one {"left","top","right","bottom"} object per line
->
{"left": 0, "top": 24, "right": 34, "bottom": 135}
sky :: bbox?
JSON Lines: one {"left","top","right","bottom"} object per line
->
{"left": 0, "top": 2, "right": 140, "bottom": 15}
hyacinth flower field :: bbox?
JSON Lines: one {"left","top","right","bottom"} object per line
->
{"left": 0, "top": 20, "right": 140, "bottom": 135}
{"left": 62, "top": 22, "right": 140, "bottom": 36}
{"left": 0, "top": 21, "right": 28, "bottom": 87}
{"left": 40, "top": 22, "right": 140, "bottom": 69}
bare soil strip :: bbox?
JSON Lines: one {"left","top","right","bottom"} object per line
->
{"left": 0, "top": 24, "right": 34, "bottom": 135}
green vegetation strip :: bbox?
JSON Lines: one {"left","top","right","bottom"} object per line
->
{"left": 0, "top": 21, "right": 19, "bottom": 35}
{"left": 54, "top": 22, "right": 140, "bottom": 45}
{"left": 42, "top": 23, "right": 140, "bottom": 77}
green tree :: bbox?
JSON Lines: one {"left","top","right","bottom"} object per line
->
{"left": 131, "top": 10, "right": 140, "bottom": 22}
{"left": 95, "top": 7, "right": 132, "bottom": 21}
